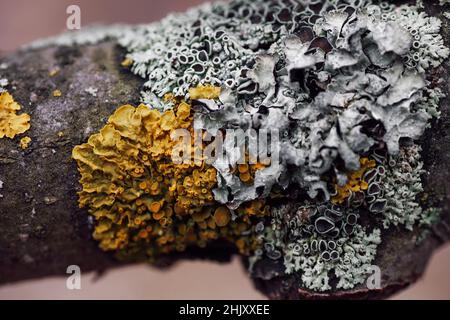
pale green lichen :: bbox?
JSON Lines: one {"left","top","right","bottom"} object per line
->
{"left": 252, "top": 203, "right": 381, "bottom": 292}
{"left": 387, "top": 5, "right": 450, "bottom": 72}
{"left": 420, "top": 207, "right": 443, "bottom": 227}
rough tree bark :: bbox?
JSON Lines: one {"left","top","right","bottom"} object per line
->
{"left": 0, "top": 0, "right": 449, "bottom": 299}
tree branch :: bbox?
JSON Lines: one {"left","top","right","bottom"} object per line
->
{"left": 0, "top": 0, "right": 450, "bottom": 299}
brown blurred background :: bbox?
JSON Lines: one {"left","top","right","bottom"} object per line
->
{"left": 0, "top": 0, "right": 449, "bottom": 299}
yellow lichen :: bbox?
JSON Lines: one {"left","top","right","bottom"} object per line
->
{"left": 163, "top": 92, "right": 179, "bottom": 105}
{"left": 121, "top": 58, "right": 133, "bottom": 68}
{"left": 19, "top": 136, "right": 32, "bottom": 149}
{"left": 0, "top": 92, "right": 31, "bottom": 139}
{"left": 236, "top": 155, "right": 268, "bottom": 184}
{"left": 188, "top": 85, "right": 221, "bottom": 100}
{"left": 49, "top": 68, "right": 60, "bottom": 77}
{"left": 53, "top": 89, "right": 62, "bottom": 97}
{"left": 73, "top": 92, "right": 268, "bottom": 260}
{"left": 332, "top": 158, "right": 376, "bottom": 204}
{"left": 214, "top": 206, "right": 231, "bottom": 227}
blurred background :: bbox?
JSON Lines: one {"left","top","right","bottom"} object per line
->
{"left": 0, "top": 0, "right": 449, "bottom": 299}
{"left": 0, "top": 0, "right": 208, "bottom": 52}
